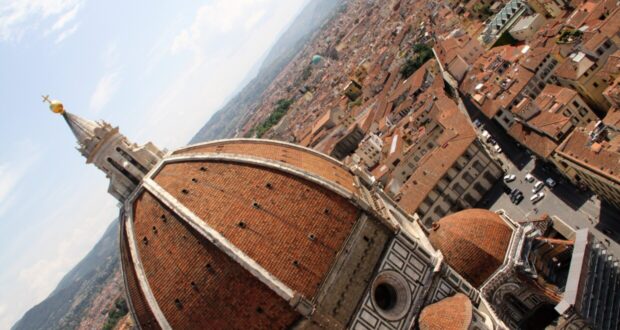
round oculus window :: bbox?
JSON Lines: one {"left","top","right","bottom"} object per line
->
{"left": 370, "top": 271, "right": 412, "bottom": 321}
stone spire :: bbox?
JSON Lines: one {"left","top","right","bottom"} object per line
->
{"left": 46, "top": 96, "right": 164, "bottom": 201}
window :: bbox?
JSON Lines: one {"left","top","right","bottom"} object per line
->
{"left": 371, "top": 272, "right": 412, "bottom": 321}
{"left": 116, "top": 147, "right": 149, "bottom": 174}
{"left": 464, "top": 193, "right": 477, "bottom": 206}
{"left": 463, "top": 172, "right": 475, "bottom": 184}
{"left": 107, "top": 157, "right": 140, "bottom": 185}
{"left": 453, "top": 182, "right": 465, "bottom": 195}
{"left": 473, "top": 182, "right": 486, "bottom": 194}
{"left": 473, "top": 160, "right": 484, "bottom": 172}
{"left": 483, "top": 171, "right": 497, "bottom": 183}
{"left": 422, "top": 196, "right": 433, "bottom": 208}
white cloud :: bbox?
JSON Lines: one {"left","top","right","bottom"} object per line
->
{"left": 49, "top": 3, "right": 79, "bottom": 32}
{"left": 0, "top": 0, "right": 82, "bottom": 42}
{"left": 89, "top": 72, "right": 121, "bottom": 114}
{"left": 54, "top": 22, "right": 78, "bottom": 44}
{"left": 0, "top": 144, "right": 40, "bottom": 217}
{"left": 1, "top": 182, "right": 117, "bottom": 330}
{"left": 140, "top": 0, "right": 306, "bottom": 148}
{"left": 170, "top": 0, "right": 268, "bottom": 57}
{"left": 244, "top": 9, "right": 266, "bottom": 30}
{"left": 102, "top": 42, "right": 119, "bottom": 69}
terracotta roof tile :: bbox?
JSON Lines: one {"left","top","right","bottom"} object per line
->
{"left": 556, "top": 122, "right": 620, "bottom": 182}
{"left": 132, "top": 191, "right": 300, "bottom": 329}
{"left": 418, "top": 293, "right": 473, "bottom": 330}
{"left": 173, "top": 140, "right": 356, "bottom": 193}
{"left": 508, "top": 121, "right": 559, "bottom": 158}
{"left": 120, "top": 222, "right": 160, "bottom": 330}
{"left": 153, "top": 160, "right": 360, "bottom": 298}
{"left": 428, "top": 209, "right": 513, "bottom": 288}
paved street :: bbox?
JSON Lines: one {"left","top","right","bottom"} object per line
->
{"left": 462, "top": 97, "right": 620, "bottom": 256}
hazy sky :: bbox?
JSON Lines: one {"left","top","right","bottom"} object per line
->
{"left": 0, "top": 0, "right": 309, "bottom": 327}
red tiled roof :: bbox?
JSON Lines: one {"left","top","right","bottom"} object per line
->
{"left": 153, "top": 160, "right": 360, "bottom": 299}
{"left": 173, "top": 139, "right": 356, "bottom": 193}
{"left": 429, "top": 209, "right": 513, "bottom": 288}
{"left": 556, "top": 123, "right": 620, "bottom": 182}
{"left": 131, "top": 191, "right": 300, "bottom": 329}
{"left": 508, "top": 121, "right": 559, "bottom": 158}
{"left": 419, "top": 293, "right": 473, "bottom": 330}
{"left": 120, "top": 221, "right": 160, "bottom": 329}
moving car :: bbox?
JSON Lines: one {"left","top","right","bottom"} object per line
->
{"left": 504, "top": 174, "right": 516, "bottom": 183}
{"left": 525, "top": 173, "right": 535, "bottom": 183}
{"left": 531, "top": 192, "right": 545, "bottom": 203}
{"left": 532, "top": 181, "right": 544, "bottom": 193}
{"left": 545, "top": 178, "right": 556, "bottom": 188}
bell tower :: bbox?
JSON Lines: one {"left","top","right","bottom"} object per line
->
{"left": 45, "top": 96, "right": 164, "bottom": 201}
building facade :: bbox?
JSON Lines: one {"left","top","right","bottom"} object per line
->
{"left": 552, "top": 113, "right": 620, "bottom": 209}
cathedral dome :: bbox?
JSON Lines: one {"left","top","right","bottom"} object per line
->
{"left": 428, "top": 209, "right": 513, "bottom": 287}
{"left": 418, "top": 293, "right": 472, "bottom": 330}
{"left": 120, "top": 139, "right": 364, "bottom": 329}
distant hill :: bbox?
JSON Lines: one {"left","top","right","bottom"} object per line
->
{"left": 12, "top": 220, "right": 125, "bottom": 330}
{"left": 190, "top": 0, "right": 344, "bottom": 143}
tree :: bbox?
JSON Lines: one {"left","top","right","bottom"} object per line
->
{"left": 400, "top": 43, "right": 433, "bottom": 78}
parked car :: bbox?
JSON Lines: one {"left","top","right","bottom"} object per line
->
{"left": 503, "top": 185, "right": 513, "bottom": 194}
{"left": 493, "top": 145, "right": 502, "bottom": 153}
{"left": 532, "top": 181, "right": 544, "bottom": 193}
{"left": 510, "top": 189, "right": 523, "bottom": 204}
{"left": 473, "top": 118, "right": 482, "bottom": 128}
{"left": 545, "top": 178, "right": 556, "bottom": 188}
{"left": 514, "top": 193, "right": 524, "bottom": 205}
{"left": 481, "top": 130, "right": 491, "bottom": 142}
{"left": 488, "top": 138, "right": 497, "bottom": 145}
{"left": 525, "top": 173, "right": 535, "bottom": 183}
{"left": 531, "top": 192, "right": 545, "bottom": 203}
{"left": 504, "top": 174, "right": 516, "bottom": 183}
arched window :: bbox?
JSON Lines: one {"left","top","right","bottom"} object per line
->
{"left": 107, "top": 157, "right": 140, "bottom": 185}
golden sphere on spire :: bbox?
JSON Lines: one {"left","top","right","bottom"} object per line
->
{"left": 42, "top": 95, "right": 64, "bottom": 114}
{"left": 50, "top": 100, "right": 65, "bottom": 114}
